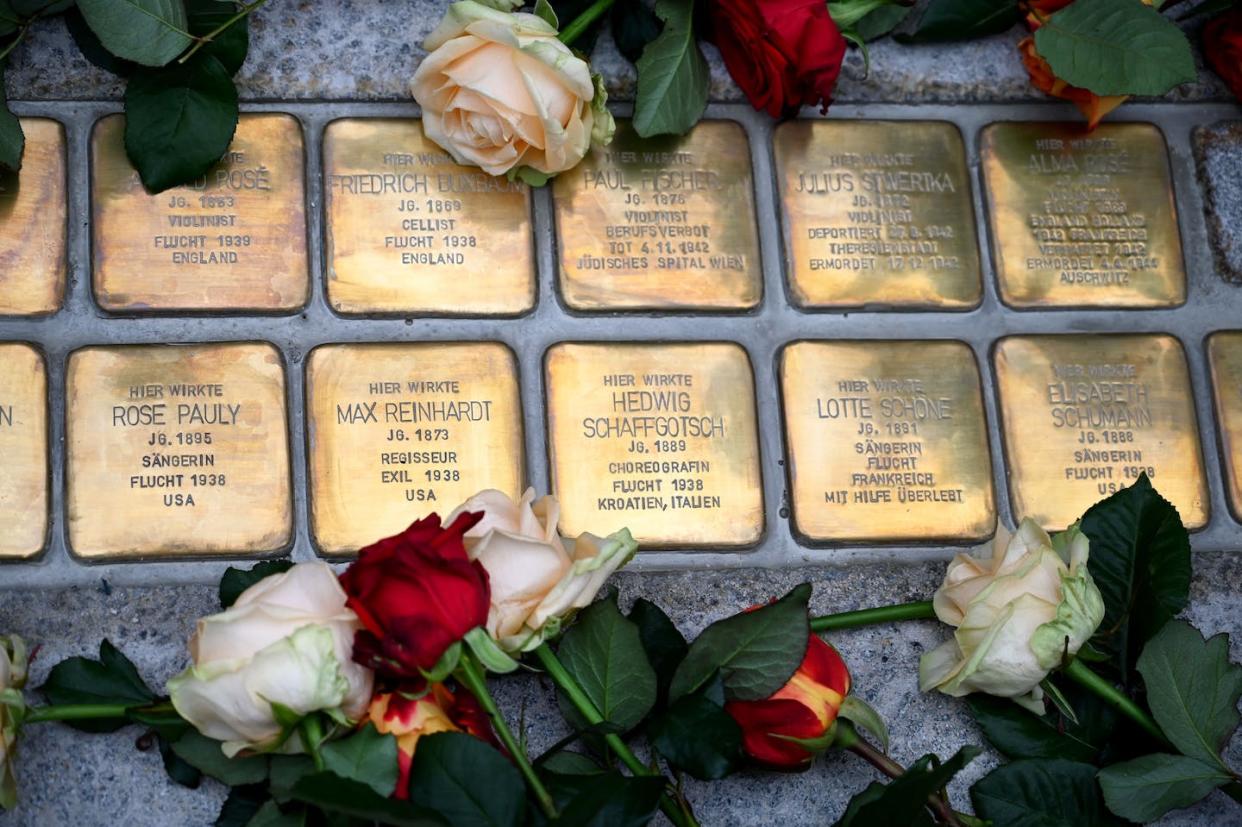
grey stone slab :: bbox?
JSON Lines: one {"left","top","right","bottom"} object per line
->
{"left": 1196, "top": 121, "right": 1242, "bottom": 283}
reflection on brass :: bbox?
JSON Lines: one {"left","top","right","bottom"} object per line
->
{"left": 66, "top": 343, "right": 292, "bottom": 558}
{"left": 994, "top": 334, "right": 1207, "bottom": 531}
{"left": 0, "top": 344, "right": 48, "bottom": 558}
{"left": 0, "top": 119, "right": 66, "bottom": 316}
{"left": 780, "top": 341, "right": 994, "bottom": 543}
{"left": 775, "top": 121, "right": 981, "bottom": 309}
{"left": 92, "top": 114, "right": 308, "bottom": 312}
{"left": 981, "top": 122, "right": 1185, "bottom": 308}
{"left": 307, "top": 343, "right": 525, "bottom": 554}
{"left": 545, "top": 342, "right": 763, "bottom": 547}
{"left": 552, "top": 120, "right": 761, "bottom": 311}
{"left": 1207, "top": 332, "right": 1242, "bottom": 520}
{"left": 324, "top": 119, "right": 535, "bottom": 315}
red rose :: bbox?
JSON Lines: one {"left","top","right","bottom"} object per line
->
{"left": 707, "top": 0, "right": 847, "bottom": 118}
{"left": 1205, "top": 9, "right": 1242, "bottom": 101}
{"left": 341, "top": 512, "right": 489, "bottom": 679}
{"left": 724, "top": 635, "right": 851, "bottom": 768}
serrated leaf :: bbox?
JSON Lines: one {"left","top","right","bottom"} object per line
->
{"left": 628, "top": 597, "right": 687, "bottom": 706}
{"left": 171, "top": 731, "right": 269, "bottom": 786}
{"left": 669, "top": 583, "right": 811, "bottom": 702}
{"left": 218, "top": 559, "right": 293, "bottom": 608}
{"left": 649, "top": 691, "right": 743, "bottom": 780}
{"left": 407, "top": 732, "right": 522, "bottom": 827}
{"left": 900, "top": 0, "right": 1019, "bottom": 42}
{"left": 321, "top": 724, "right": 400, "bottom": 798}
{"left": 66, "top": 8, "right": 137, "bottom": 76}
{"left": 545, "top": 771, "right": 667, "bottom": 827}
{"left": 291, "top": 772, "right": 444, "bottom": 827}
{"left": 632, "top": 0, "right": 707, "bottom": 137}
{"left": 972, "top": 759, "right": 1125, "bottom": 826}
{"left": 186, "top": 0, "right": 248, "bottom": 76}
{"left": 1034, "top": 0, "right": 1196, "bottom": 96}
{"left": 558, "top": 595, "right": 657, "bottom": 731}
{"left": 834, "top": 747, "right": 980, "bottom": 826}
{"left": 76, "top": 0, "right": 192, "bottom": 67}
{"left": 0, "top": 64, "right": 25, "bottom": 173}
{"left": 40, "top": 640, "right": 155, "bottom": 732}
{"left": 1098, "top": 753, "right": 1232, "bottom": 821}
{"left": 968, "top": 694, "right": 1111, "bottom": 763}
{"left": 611, "top": 0, "right": 661, "bottom": 63}
{"left": 538, "top": 750, "right": 603, "bottom": 775}
{"left": 268, "top": 756, "right": 315, "bottom": 804}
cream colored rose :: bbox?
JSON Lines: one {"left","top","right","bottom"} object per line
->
{"left": 410, "top": 1, "right": 614, "bottom": 179}
{"left": 168, "top": 563, "right": 373, "bottom": 757}
{"left": 919, "top": 520, "right": 1105, "bottom": 712}
{"left": 447, "top": 488, "right": 637, "bottom": 651}
{"left": 0, "top": 636, "right": 27, "bottom": 811}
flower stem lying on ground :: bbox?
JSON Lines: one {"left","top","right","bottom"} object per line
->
{"left": 810, "top": 600, "right": 936, "bottom": 633}
{"left": 833, "top": 721, "right": 967, "bottom": 827}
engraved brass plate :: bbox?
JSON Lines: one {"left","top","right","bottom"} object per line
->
{"left": 774, "top": 120, "right": 981, "bottom": 309}
{"left": 981, "top": 122, "right": 1185, "bottom": 308}
{"left": 66, "top": 343, "right": 292, "bottom": 558}
{"left": 552, "top": 120, "right": 761, "bottom": 311}
{"left": 0, "top": 119, "right": 66, "bottom": 316}
{"left": 307, "top": 342, "right": 525, "bottom": 554}
{"left": 323, "top": 119, "right": 535, "bottom": 315}
{"left": 780, "top": 341, "right": 995, "bottom": 543}
{"left": 0, "top": 344, "right": 48, "bottom": 558}
{"left": 994, "top": 334, "right": 1208, "bottom": 530}
{"left": 1207, "top": 332, "right": 1242, "bottom": 521}
{"left": 91, "top": 113, "right": 309, "bottom": 312}
{"left": 545, "top": 342, "right": 763, "bottom": 547}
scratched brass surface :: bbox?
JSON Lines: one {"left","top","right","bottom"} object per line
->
{"left": 780, "top": 341, "right": 994, "bottom": 543}
{"left": 552, "top": 120, "right": 761, "bottom": 311}
{"left": 1208, "top": 332, "right": 1242, "bottom": 521}
{"left": 307, "top": 342, "right": 525, "bottom": 554}
{"left": 323, "top": 119, "right": 535, "bottom": 315}
{"left": 981, "top": 122, "right": 1185, "bottom": 308}
{"left": 91, "top": 114, "right": 308, "bottom": 312}
{"left": 0, "top": 344, "right": 48, "bottom": 558}
{"left": 66, "top": 343, "right": 292, "bottom": 558}
{"left": 994, "top": 334, "right": 1207, "bottom": 531}
{"left": 774, "top": 120, "right": 981, "bottom": 309}
{"left": 0, "top": 119, "right": 66, "bottom": 316}
{"left": 545, "top": 342, "right": 763, "bottom": 547}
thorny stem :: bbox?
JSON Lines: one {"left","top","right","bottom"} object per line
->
{"left": 835, "top": 722, "right": 964, "bottom": 827}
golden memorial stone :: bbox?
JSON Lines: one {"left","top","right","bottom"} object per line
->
{"left": 993, "top": 334, "right": 1208, "bottom": 531}
{"left": 774, "top": 120, "right": 981, "bottom": 309}
{"left": 66, "top": 343, "right": 292, "bottom": 558}
{"left": 0, "top": 344, "right": 48, "bottom": 558}
{"left": 981, "top": 122, "right": 1185, "bottom": 308}
{"left": 307, "top": 342, "right": 525, "bottom": 554}
{"left": 545, "top": 342, "right": 763, "bottom": 547}
{"left": 0, "top": 119, "right": 66, "bottom": 316}
{"left": 552, "top": 120, "right": 762, "bottom": 311}
{"left": 91, "top": 113, "right": 308, "bottom": 312}
{"left": 780, "top": 340, "right": 995, "bottom": 543}
{"left": 1208, "top": 332, "right": 1242, "bottom": 520}
{"left": 323, "top": 119, "right": 535, "bottom": 315}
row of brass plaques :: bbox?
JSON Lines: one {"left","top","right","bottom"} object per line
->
{"left": 0, "top": 116, "right": 1188, "bottom": 316}
{"left": 0, "top": 335, "right": 1235, "bottom": 559}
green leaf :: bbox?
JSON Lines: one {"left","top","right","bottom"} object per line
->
{"left": 972, "top": 759, "right": 1125, "bottom": 826}
{"left": 632, "top": 0, "right": 708, "bottom": 137}
{"left": 538, "top": 750, "right": 604, "bottom": 775}
{"left": 171, "top": 731, "right": 269, "bottom": 786}
{"left": 628, "top": 597, "right": 687, "bottom": 706}
{"left": 828, "top": 0, "right": 894, "bottom": 30}
{"left": 321, "top": 724, "right": 400, "bottom": 798}
{"left": 610, "top": 0, "right": 661, "bottom": 64}
{"left": 545, "top": 771, "right": 667, "bottom": 827}
{"left": 838, "top": 696, "right": 888, "bottom": 753}
{"left": 0, "top": 64, "right": 25, "bottom": 173}
{"left": 407, "top": 732, "right": 523, "bottom": 827}
{"left": 267, "top": 756, "right": 315, "bottom": 804}
{"left": 1137, "top": 619, "right": 1242, "bottom": 771}
{"left": 219, "top": 559, "right": 294, "bottom": 608}
{"left": 1080, "top": 475, "right": 1190, "bottom": 681}
{"left": 214, "top": 784, "right": 268, "bottom": 827}
{"left": 834, "top": 747, "right": 981, "bottom": 826}
{"left": 186, "top": 0, "right": 248, "bottom": 76}
{"left": 10, "top": 0, "right": 74, "bottom": 15}
{"left": 291, "top": 773, "right": 445, "bottom": 827}
{"left": 158, "top": 735, "right": 203, "bottom": 788}
{"left": 899, "top": 0, "right": 1019, "bottom": 42}
{"left": 855, "top": 3, "right": 911, "bottom": 40}
{"left": 0, "top": 1, "right": 19, "bottom": 37}
{"left": 1098, "top": 753, "right": 1232, "bottom": 822}
{"left": 40, "top": 640, "right": 155, "bottom": 732}
{"left": 968, "top": 694, "right": 1107, "bottom": 763}
{"left": 66, "top": 8, "right": 137, "bottom": 76}
{"left": 669, "top": 583, "right": 811, "bottom": 702}
{"left": 558, "top": 595, "right": 658, "bottom": 731}
{"left": 533, "top": 0, "right": 558, "bottom": 28}
{"left": 837, "top": 782, "right": 932, "bottom": 827}
{"left": 1033, "top": 0, "right": 1196, "bottom": 96}
{"left": 76, "top": 0, "right": 192, "bottom": 67}
{"left": 245, "top": 801, "right": 305, "bottom": 827}
{"left": 649, "top": 691, "right": 743, "bottom": 780}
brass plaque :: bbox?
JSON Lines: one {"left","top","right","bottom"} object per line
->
{"left": 994, "top": 334, "right": 1208, "bottom": 530}
{"left": 1207, "top": 332, "right": 1242, "bottom": 520}
{"left": 307, "top": 343, "right": 525, "bottom": 554}
{"left": 780, "top": 341, "right": 995, "bottom": 543}
{"left": 91, "top": 113, "right": 309, "bottom": 312}
{"left": 0, "top": 344, "right": 48, "bottom": 558}
{"left": 0, "top": 119, "right": 66, "bottom": 316}
{"left": 774, "top": 120, "right": 981, "bottom": 309}
{"left": 552, "top": 120, "right": 761, "bottom": 311}
{"left": 66, "top": 343, "right": 293, "bottom": 558}
{"left": 545, "top": 342, "right": 763, "bottom": 547}
{"left": 323, "top": 119, "right": 535, "bottom": 315}
{"left": 981, "top": 122, "right": 1185, "bottom": 308}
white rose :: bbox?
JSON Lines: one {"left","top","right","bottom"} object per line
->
{"left": 410, "top": 1, "right": 614, "bottom": 180}
{"left": 168, "top": 563, "right": 373, "bottom": 757}
{"left": 447, "top": 488, "right": 637, "bottom": 652}
{"left": 919, "top": 519, "right": 1105, "bottom": 712}
{"left": 0, "top": 636, "right": 27, "bottom": 811}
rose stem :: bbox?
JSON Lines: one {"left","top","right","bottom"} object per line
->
{"left": 834, "top": 721, "right": 965, "bottom": 827}
{"left": 22, "top": 704, "right": 132, "bottom": 723}
{"left": 1062, "top": 659, "right": 1167, "bottom": 745}
{"left": 298, "top": 715, "right": 327, "bottom": 772}
{"left": 557, "top": 0, "right": 616, "bottom": 47}
{"left": 457, "top": 653, "right": 560, "bottom": 820}
{"left": 534, "top": 643, "right": 701, "bottom": 827}
{"left": 810, "top": 600, "right": 936, "bottom": 633}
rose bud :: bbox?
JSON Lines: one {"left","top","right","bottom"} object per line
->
{"left": 410, "top": 1, "right": 614, "bottom": 180}
{"left": 724, "top": 636, "right": 851, "bottom": 769}
{"left": 1204, "top": 9, "right": 1242, "bottom": 102}
{"left": 167, "top": 563, "right": 373, "bottom": 757}
{"left": 446, "top": 489, "right": 637, "bottom": 652}
{"left": 368, "top": 683, "right": 497, "bottom": 799}
{"left": 1018, "top": 37, "right": 1126, "bottom": 130}
{"left": 919, "top": 520, "right": 1105, "bottom": 713}
{"left": 0, "top": 636, "right": 28, "bottom": 811}
{"left": 340, "top": 511, "right": 491, "bottom": 679}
